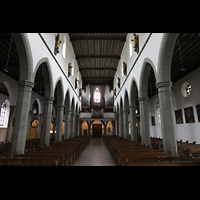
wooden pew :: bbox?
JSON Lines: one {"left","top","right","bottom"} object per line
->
{"left": 125, "top": 161, "right": 200, "bottom": 166}
{"left": 103, "top": 136, "right": 198, "bottom": 166}
{"left": 13, "top": 135, "right": 91, "bottom": 166}
{"left": 14, "top": 152, "right": 66, "bottom": 166}
{"left": 0, "top": 157, "right": 58, "bottom": 166}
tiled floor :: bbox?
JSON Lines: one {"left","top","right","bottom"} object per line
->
{"left": 73, "top": 138, "right": 116, "bottom": 166}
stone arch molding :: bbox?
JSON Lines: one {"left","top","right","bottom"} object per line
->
{"left": 129, "top": 77, "right": 139, "bottom": 106}
{"left": 139, "top": 57, "right": 158, "bottom": 98}
{"left": 54, "top": 77, "right": 64, "bottom": 105}
{"left": 157, "top": 33, "right": 178, "bottom": 83}
{"left": 14, "top": 33, "right": 33, "bottom": 82}
{"left": 32, "top": 57, "right": 54, "bottom": 97}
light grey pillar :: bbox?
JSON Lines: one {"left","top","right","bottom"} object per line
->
{"left": 118, "top": 113, "right": 122, "bottom": 137}
{"left": 40, "top": 96, "right": 54, "bottom": 147}
{"left": 138, "top": 97, "right": 150, "bottom": 146}
{"left": 52, "top": 117, "right": 56, "bottom": 136}
{"left": 6, "top": 105, "right": 16, "bottom": 142}
{"left": 75, "top": 113, "right": 79, "bottom": 136}
{"left": 71, "top": 113, "right": 76, "bottom": 137}
{"left": 115, "top": 114, "right": 119, "bottom": 136}
{"left": 123, "top": 109, "right": 129, "bottom": 139}
{"left": 26, "top": 111, "right": 32, "bottom": 140}
{"left": 156, "top": 81, "right": 178, "bottom": 156}
{"left": 88, "top": 122, "right": 91, "bottom": 136}
{"left": 64, "top": 109, "right": 70, "bottom": 139}
{"left": 10, "top": 80, "right": 35, "bottom": 157}
{"left": 104, "top": 121, "right": 107, "bottom": 136}
{"left": 77, "top": 116, "right": 80, "bottom": 136}
{"left": 129, "top": 105, "right": 137, "bottom": 142}
{"left": 74, "top": 113, "right": 78, "bottom": 137}
{"left": 37, "top": 114, "right": 43, "bottom": 139}
{"left": 55, "top": 104, "right": 64, "bottom": 142}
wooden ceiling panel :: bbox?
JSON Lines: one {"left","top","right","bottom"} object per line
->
{"left": 69, "top": 33, "right": 127, "bottom": 87}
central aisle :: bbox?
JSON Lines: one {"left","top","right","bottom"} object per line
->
{"left": 73, "top": 138, "right": 116, "bottom": 166}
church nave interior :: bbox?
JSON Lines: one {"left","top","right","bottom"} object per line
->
{"left": 1, "top": 33, "right": 200, "bottom": 166}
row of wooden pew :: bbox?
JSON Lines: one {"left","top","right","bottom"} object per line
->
{"left": 0, "top": 135, "right": 91, "bottom": 166}
{"left": 103, "top": 135, "right": 200, "bottom": 166}
{"left": 151, "top": 137, "right": 200, "bottom": 161}
{"left": 0, "top": 135, "right": 57, "bottom": 158}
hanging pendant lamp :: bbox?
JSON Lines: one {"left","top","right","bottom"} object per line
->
{"left": 177, "top": 34, "right": 186, "bottom": 72}
{"left": 4, "top": 33, "right": 13, "bottom": 73}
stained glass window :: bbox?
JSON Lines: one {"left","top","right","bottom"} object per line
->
{"left": 94, "top": 88, "right": 101, "bottom": 103}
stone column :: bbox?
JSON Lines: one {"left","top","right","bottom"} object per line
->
{"left": 55, "top": 104, "right": 64, "bottom": 142}
{"left": 104, "top": 122, "right": 107, "bottom": 136}
{"left": 138, "top": 97, "right": 150, "bottom": 146}
{"left": 64, "top": 109, "right": 70, "bottom": 139}
{"left": 115, "top": 114, "right": 119, "bottom": 136}
{"left": 52, "top": 117, "right": 56, "bottom": 135}
{"left": 26, "top": 111, "right": 32, "bottom": 140}
{"left": 71, "top": 113, "right": 76, "bottom": 137}
{"left": 118, "top": 113, "right": 122, "bottom": 137}
{"left": 74, "top": 113, "right": 78, "bottom": 137}
{"left": 10, "top": 80, "right": 35, "bottom": 157}
{"left": 156, "top": 81, "right": 178, "bottom": 156}
{"left": 123, "top": 109, "right": 129, "bottom": 139}
{"left": 129, "top": 105, "right": 137, "bottom": 142}
{"left": 75, "top": 113, "right": 80, "bottom": 136}
{"left": 88, "top": 122, "right": 91, "bottom": 136}
{"left": 6, "top": 105, "right": 16, "bottom": 142}
{"left": 40, "top": 96, "right": 54, "bottom": 147}
{"left": 37, "top": 114, "right": 43, "bottom": 139}
{"left": 77, "top": 115, "right": 80, "bottom": 136}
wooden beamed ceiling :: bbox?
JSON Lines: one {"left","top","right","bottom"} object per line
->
{"left": 69, "top": 33, "right": 127, "bottom": 87}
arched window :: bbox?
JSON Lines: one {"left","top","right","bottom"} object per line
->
{"left": 0, "top": 102, "right": 6, "bottom": 126}
{"left": 94, "top": 87, "right": 101, "bottom": 103}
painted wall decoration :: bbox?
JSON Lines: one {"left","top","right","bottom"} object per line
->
{"left": 184, "top": 106, "right": 195, "bottom": 123}
{"left": 175, "top": 109, "right": 183, "bottom": 124}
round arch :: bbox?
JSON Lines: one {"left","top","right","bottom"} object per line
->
{"left": 64, "top": 89, "right": 71, "bottom": 111}
{"left": 81, "top": 120, "right": 89, "bottom": 135}
{"left": 157, "top": 33, "right": 178, "bottom": 83}
{"left": 123, "top": 89, "right": 129, "bottom": 111}
{"left": 90, "top": 120, "right": 104, "bottom": 138}
{"left": 54, "top": 77, "right": 64, "bottom": 105}
{"left": 139, "top": 58, "right": 157, "bottom": 98}
{"left": 14, "top": 33, "right": 33, "bottom": 81}
{"left": 33, "top": 58, "right": 54, "bottom": 97}
{"left": 129, "top": 78, "right": 139, "bottom": 106}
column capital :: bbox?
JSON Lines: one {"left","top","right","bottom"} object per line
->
{"left": 138, "top": 96, "right": 148, "bottom": 103}
{"left": 44, "top": 96, "right": 54, "bottom": 103}
{"left": 58, "top": 104, "right": 65, "bottom": 110}
{"left": 18, "top": 80, "right": 35, "bottom": 91}
{"left": 156, "top": 81, "right": 172, "bottom": 92}
{"left": 18, "top": 80, "right": 35, "bottom": 88}
{"left": 123, "top": 109, "right": 128, "bottom": 113}
{"left": 129, "top": 104, "right": 136, "bottom": 111}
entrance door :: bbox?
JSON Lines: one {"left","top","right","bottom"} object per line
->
{"left": 92, "top": 124, "right": 102, "bottom": 138}
{"left": 84, "top": 129, "right": 87, "bottom": 136}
